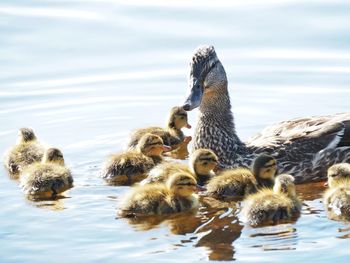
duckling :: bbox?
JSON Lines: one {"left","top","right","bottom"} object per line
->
{"left": 323, "top": 163, "right": 350, "bottom": 221}
{"left": 205, "top": 168, "right": 258, "bottom": 200}
{"left": 119, "top": 172, "right": 199, "bottom": 216}
{"left": 4, "top": 128, "right": 45, "bottom": 178}
{"left": 20, "top": 148, "right": 73, "bottom": 199}
{"left": 127, "top": 106, "right": 191, "bottom": 152}
{"left": 252, "top": 153, "right": 277, "bottom": 188}
{"left": 100, "top": 133, "right": 171, "bottom": 185}
{"left": 141, "top": 148, "right": 218, "bottom": 186}
{"left": 242, "top": 174, "right": 301, "bottom": 226}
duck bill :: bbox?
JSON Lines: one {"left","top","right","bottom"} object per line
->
{"left": 185, "top": 123, "right": 192, "bottom": 129}
{"left": 162, "top": 145, "right": 172, "bottom": 152}
{"left": 182, "top": 79, "right": 203, "bottom": 111}
{"left": 196, "top": 184, "right": 207, "bottom": 192}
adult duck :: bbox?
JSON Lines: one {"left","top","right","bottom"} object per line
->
{"left": 182, "top": 45, "right": 350, "bottom": 183}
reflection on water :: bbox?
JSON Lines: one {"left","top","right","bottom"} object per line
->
{"left": 1, "top": 0, "right": 350, "bottom": 262}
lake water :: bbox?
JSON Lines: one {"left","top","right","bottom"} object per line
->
{"left": 1, "top": 0, "right": 350, "bottom": 262}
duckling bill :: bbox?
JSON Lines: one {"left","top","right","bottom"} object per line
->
{"left": 100, "top": 133, "right": 171, "bottom": 185}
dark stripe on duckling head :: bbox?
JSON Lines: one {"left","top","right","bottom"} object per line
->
{"left": 19, "top": 127, "right": 36, "bottom": 142}
{"left": 328, "top": 163, "right": 350, "bottom": 179}
{"left": 199, "top": 157, "right": 217, "bottom": 162}
{"left": 168, "top": 106, "right": 188, "bottom": 129}
{"left": 252, "top": 153, "right": 276, "bottom": 176}
{"left": 44, "top": 148, "right": 64, "bottom": 163}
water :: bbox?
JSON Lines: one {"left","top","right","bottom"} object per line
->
{"left": 1, "top": 0, "right": 350, "bottom": 262}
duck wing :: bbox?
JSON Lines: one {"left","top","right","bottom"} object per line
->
{"left": 247, "top": 113, "right": 350, "bottom": 182}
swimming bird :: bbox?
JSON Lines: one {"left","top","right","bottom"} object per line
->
{"left": 205, "top": 168, "right": 258, "bottom": 200}
{"left": 100, "top": 133, "right": 171, "bottom": 185}
{"left": 127, "top": 106, "right": 191, "bottom": 152}
{"left": 119, "top": 172, "right": 199, "bottom": 216}
{"left": 182, "top": 45, "right": 350, "bottom": 183}
{"left": 20, "top": 148, "right": 73, "bottom": 199}
{"left": 324, "top": 163, "right": 350, "bottom": 221}
{"left": 252, "top": 153, "right": 277, "bottom": 188}
{"left": 242, "top": 174, "right": 301, "bottom": 225}
{"left": 4, "top": 128, "right": 44, "bottom": 178}
{"left": 141, "top": 148, "right": 218, "bottom": 186}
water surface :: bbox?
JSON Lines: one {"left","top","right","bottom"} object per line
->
{"left": 1, "top": 0, "right": 350, "bottom": 262}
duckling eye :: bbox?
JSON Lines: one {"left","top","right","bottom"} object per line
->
{"left": 202, "top": 161, "right": 208, "bottom": 166}
{"left": 330, "top": 173, "right": 337, "bottom": 178}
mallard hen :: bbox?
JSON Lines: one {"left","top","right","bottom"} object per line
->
{"left": 182, "top": 45, "right": 350, "bottom": 183}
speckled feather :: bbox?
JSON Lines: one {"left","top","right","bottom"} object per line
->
{"left": 189, "top": 45, "right": 350, "bottom": 183}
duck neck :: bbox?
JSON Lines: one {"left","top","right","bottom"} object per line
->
{"left": 195, "top": 83, "right": 247, "bottom": 156}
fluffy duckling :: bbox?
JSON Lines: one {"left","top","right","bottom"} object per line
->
{"left": 101, "top": 133, "right": 171, "bottom": 185}
{"left": 4, "top": 128, "right": 45, "bottom": 178}
{"left": 141, "top": 148, "right": 218, "bottom": 186}
{"left": 242, "top": 174, "right": 301, "bottom": 226}
{"left": 20, "top": 148, "right": 73, "bottom": 199}
{"left": 252, "top": 153, "right": 277, "bottom": 188}
{"left": 205, "top": 168, "right": 258, "bottom": 200}
{"left": 119, "top": 172, "right": 199, "bottom": 216}
{"left": 323, "top": 163, "right": 350, "bottom": 221}
{"left": 127, "top": 106, "right": 191, "bottom": 151}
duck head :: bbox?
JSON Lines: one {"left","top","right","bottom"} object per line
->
{"left": 17, "top": 127, "right": 37, "bottom": 144}
{"left": 167, "top": 106, "right": 191, "bottom": 130}
{"left": 252, "top": 153, "right": 277, "bottom": 188}
{"left": 273, "top": 174, "right": 296, "bottom": 198}
{"left": 182, "top": 45, "right": 228, "bottom": 111}
{"left": 190, "top": 149, "right": 218, "bottom": 178}
{"left": 166, "top": 172, "right": 197, "bottom": 197}
{"left": 137, "top": 133, "right": 172, "bottom": 157}
{"left": 42, "top": 148, "right": 65, "bottom": 165}
{"left": 327, "top": 163, "right": 350, "bottom": 188}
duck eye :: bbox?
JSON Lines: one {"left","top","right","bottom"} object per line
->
{"left": 203, "top": 161, "right": 208, "bottom": 166}
{"left": 330, "top": 173, "right": 337, "bottom": 178}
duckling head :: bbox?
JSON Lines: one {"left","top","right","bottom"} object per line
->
{"left": 42, "top": 148, "right": 65, "bottom": 165}
{"left": 166, "top": 172, "right": 197, "bottom": 197}
{"left": 190, "top": 149, "right": 218, "bottom": 177}
{"left": 17, "top": 127, "right": 37, "bottom": 144}
{"left": 183, "top": 45, "right": 227, "bottom": 111}
{"left": 252, "top": 153, "right": 277, "bottom": 187}
{"left": 327, "top": 163, "right": 350, "bottom": 188}
{"left": 167, "top": 106, "right": 191, "bottom": 130}
{"left": 137, "top": 133, "right": 171, "bottom": 157}
{"left": 273, "top": 174, "right": 296, "bottom": 198}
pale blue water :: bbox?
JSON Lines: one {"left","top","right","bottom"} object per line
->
{"left": 1, "top": 0, "right": 350, "bottom": 262}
